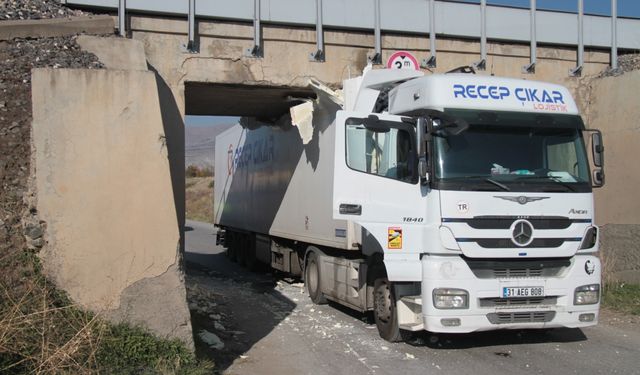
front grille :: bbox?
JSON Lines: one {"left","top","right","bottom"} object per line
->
{"left": 465, "top": 258, "right": 571, "bottom": 279}
{"left": 443, "top": 216, "right": 590, "bottom": 230}
{"left": 487, "top": 311, "right": 556, "bottom": 324}
{"left": 479, "top": 296, "right": 558, "bottom": 308}
{"left": 494, "top": 267, "right": 542, "bottom": 278}
{"left": 472, "top": 238, "right": 571, "bottom": 249}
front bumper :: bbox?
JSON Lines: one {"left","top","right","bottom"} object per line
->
{"left": 397, "top": 254, "right": 601, "bottom": 333}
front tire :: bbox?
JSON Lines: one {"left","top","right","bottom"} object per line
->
{"left": 372, "top": 269, "right": 403, "bottom": 342}
{"left": 305, "top": 251, "right": 327, "bottom": 305}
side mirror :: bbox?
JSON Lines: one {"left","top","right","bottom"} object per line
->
{"left": 592, "top": 169, "right": 605, "bottom": 187}
{"left": 416, "top": 117, "right": 430, "bottom": 184}
{"left": 588, "top": 130, "right": 605, "bottom": 187}
{"left": 591, "top": 131, "right": 604, "bottom": 168}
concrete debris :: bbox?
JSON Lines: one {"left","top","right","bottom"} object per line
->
{"left": 197, "top": 329, "right": 225, "bottom": 350}
{"left": 290, "top": 100, "right": 314, "bottom": 144}
{"left": 404, "top": 353, "right": 416, "bottom": 360}
{"left": 0, "top": 0, "right": 91, "bottom": 20}
{"left": 214, "top": 321, "right": 225, "bottom": 331}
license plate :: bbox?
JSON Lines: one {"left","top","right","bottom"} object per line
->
{"left": 502, "top": 286, "right": 544, "bottom": 298}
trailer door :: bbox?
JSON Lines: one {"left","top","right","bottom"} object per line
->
{"left": 332, "top": 111, "right": 427, "bottom": 278}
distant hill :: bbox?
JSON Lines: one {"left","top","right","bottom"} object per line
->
{"left": 185, "top": 123, "right": 235, "bottom": 169}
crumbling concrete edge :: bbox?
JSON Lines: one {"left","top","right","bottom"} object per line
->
{"left": 105, "top": 244, "right": 195, "bottom": 350}
{"left": 0, "top": 15, "right": 114, "bottom": 41}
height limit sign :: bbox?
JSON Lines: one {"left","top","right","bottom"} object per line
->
{"left": 386, "top": 51, "right": 419, "bottom": 71}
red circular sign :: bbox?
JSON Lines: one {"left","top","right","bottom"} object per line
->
{"left": 386, "top": 51, "right": 419, "bottom": 71}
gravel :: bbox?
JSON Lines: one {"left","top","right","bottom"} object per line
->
{"left": 599, "top": 53, "right": 640, "bottom": 77}
{"left": 0, "top": 0, "right": 90, "bottom": 20}
{"left": 0, "top": 35, "right": 103, "bottom": 256}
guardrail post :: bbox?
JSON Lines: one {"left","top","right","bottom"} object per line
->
{"left": 522, "top": 0, "right": 536, "bottom": 73}
{"left": 186, "top": 0, "right": 198, "bottom": 52}
{"left": 368, "top": 0, "right": 382, "bottom": 64}
{"left": 473, "top": 0, "right": 487, "bottom": 70}
{"left": 611, "top": 0, "right": 618, "bottom": 69}
{"left": 569, "top": 0, "right": 584, "bottom": 76}
{"left": 245, "top": 0, "right": 263, "bottom": 57}
{"left": 118, "top": 0, "right": 126, "bottom": 37}
{"left": 309, "top": 0, "right": 325, "bottom": 62}
{"left": 421, "top": 0, "right": 436, "bottom": 68}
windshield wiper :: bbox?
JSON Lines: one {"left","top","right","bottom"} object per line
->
{"left": 484, "top": 177, "right": 510, "bottom": 191}
{"left": 514, "top": 175, "right": 576, "bottom": 192}
{"left": 443, "top": 176, "right": 510, "bottom": 191}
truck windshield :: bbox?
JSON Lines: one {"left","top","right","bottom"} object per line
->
{"left": 433, "top": 110, "right": 591, "bottom": 193}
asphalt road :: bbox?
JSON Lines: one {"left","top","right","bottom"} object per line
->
{"left": 185, "top": 220, "right": 640, "bottom": 375}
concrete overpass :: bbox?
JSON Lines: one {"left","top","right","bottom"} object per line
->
{"left": 63, "top": 0, "right": 640, "bottom": 118}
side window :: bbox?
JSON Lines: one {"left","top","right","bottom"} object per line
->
{"left": 345, "top": 124, "right": 417, "bottom": 183}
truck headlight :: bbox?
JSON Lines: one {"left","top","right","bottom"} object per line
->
{"left": 574, "top": 284, "right": 600, "bottom": 305}
{"left": 433, "top": 288, "right": 468, "bottom": 309}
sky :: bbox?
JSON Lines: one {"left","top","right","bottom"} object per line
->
{"left": 456, "top": 0, "right": 640, "bottom": 18}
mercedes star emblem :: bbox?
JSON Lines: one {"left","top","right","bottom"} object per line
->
{"left": 510, "top": 219, "right": 534, "bottom": 247}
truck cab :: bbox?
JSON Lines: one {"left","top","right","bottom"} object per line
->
{"left": 331, "top": 70, "right": 605, "bottom": 340}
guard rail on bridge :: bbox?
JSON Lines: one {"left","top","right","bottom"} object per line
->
{"left": 63, "top": 0, "right": 640, "bottom": 75}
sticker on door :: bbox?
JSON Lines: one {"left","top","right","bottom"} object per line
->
{"left": 388, "top": 227, "right": 403, "bottom": 249}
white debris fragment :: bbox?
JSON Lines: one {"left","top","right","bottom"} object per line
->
{"left": 198, "top": 330, "right": 224, "bottom": 350}
{"left": 381, "top": 346, "right": 389, "bottom": 351}
{"left": 405, "top": 353, "right": 415, "bottom": 360}
{"left": 240, "top": 355, "right": 248, "bottom": 359}
{"left": 290, "top": 100, "right": 315, "bottom": 144}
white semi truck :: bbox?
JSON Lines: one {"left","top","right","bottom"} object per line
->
{"left": 214, "top": 67, "right": 605, "bottom": 342}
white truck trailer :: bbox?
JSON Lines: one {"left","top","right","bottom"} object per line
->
{"left": 213, "top": 67, "right": 605, "bottom": 342}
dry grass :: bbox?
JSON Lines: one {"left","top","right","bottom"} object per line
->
{"left": 0, "top": 250, "right": 210, "bottom": 374}
{"left": 186, "top": 177, "right": 214, "bottom": 224}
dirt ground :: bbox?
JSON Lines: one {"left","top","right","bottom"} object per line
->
{"left": 185, "top": 220, "right": 640, "bottom": 375}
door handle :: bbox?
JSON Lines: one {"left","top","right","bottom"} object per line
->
{"left": 339, "top": 203, "right": 362, "bottom": 215}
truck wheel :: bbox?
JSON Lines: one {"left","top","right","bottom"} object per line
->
{"left": 244, "top": 236, "right": 259, "bottom": 271}
{"left": 373, "top": 274, "right": 403, "bottom": 342}
{"left": 305, "top": 252, "right": 327, "bottom": 305}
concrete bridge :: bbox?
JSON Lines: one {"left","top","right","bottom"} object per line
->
{"left": 64, "top": 0, "right": 640, "bottom": 118}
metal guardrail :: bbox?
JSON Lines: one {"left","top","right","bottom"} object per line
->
{"left": 64, "top": 0, "right": 640, "bottom": 75}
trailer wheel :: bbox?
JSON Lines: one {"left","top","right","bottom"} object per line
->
{"left": 372, "top": 269, "right": 403, "bottom": 342}
{"left": 226, "top": 232, "right": 238, "bottom": 263}
{"left": 305, "top": 251, "right": 327, "bottom": 305}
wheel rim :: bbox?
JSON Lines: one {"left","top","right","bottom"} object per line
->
{"left": 374, "top": 280, "right": 393, "bottom": 323}
{"left": 307, "top": 259, "right": 319, "bottom": 295}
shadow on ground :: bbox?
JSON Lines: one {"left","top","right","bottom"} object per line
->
{"left": 185, "top": 252, "right": 297, "bottom": 372}
{"left": 326, "top": 299, "right": 587, "bottom": 350}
